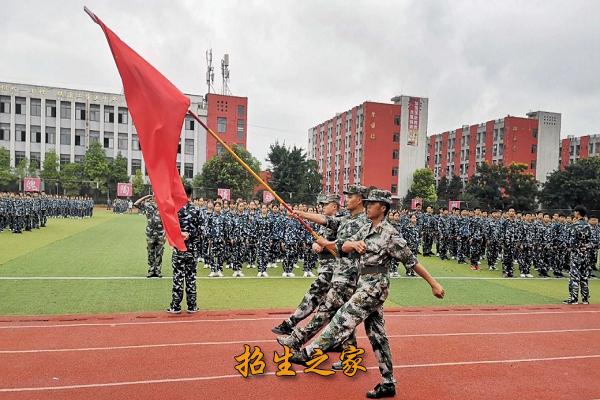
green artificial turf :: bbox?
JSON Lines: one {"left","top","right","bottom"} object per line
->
{"left": 0, "top": 209, "right": 598, "bottom": 315}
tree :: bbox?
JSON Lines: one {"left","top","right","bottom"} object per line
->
{"left": 107, "top": 152, "right": 129, "bottom": 197}
{"left": 504, "top": 163, "right": 538, "bottom": 211}
{"left": 0, "top": 147, "right": 17, "bottom": 190}
{"left": 436, "top": 175, "right": 449, "bottom": 200}
{"left": 405, "top": 168, "right": 437, "bottom": 207}
{"left": 266, "top": 142, "right": 321, "bottom": 203}
{"left": 540, "top": 156, "right": 600, "bottom": 211}
{"left": 28, "top": 159, "right": 39, "bottom": 177}
{"left": 83, "top": 142, "right": 109, "bottom": 192}
{"left": 15, "top": 157, "right": 28, "bottom": 181}
{"left": 41, "top": 152, "right": 60, "bottom": 194}
{"left": 60, "top": 162, "right": 85, "bottom": 195}
{"left": 196, "top": 145, "right": 261, "bottom": 199}
{"left": 447, "top": 174, "right": 464, "bottom": 200}
{"left": 132, "top": 168, "right": 146, "bottom": 197}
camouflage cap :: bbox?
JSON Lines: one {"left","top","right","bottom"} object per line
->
{"left": 365, "top": 189, "right": 392, "bottom": 205}
{"left": 343, "top": 185, "right": 369, "bottom": 199}
{"left": 316, "top": 194, "right": 327, "bottom": 204}
{"left": 324, "top": 193, "right": 340, "bottom": 204}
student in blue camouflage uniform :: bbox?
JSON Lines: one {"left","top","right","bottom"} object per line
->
{"left": 501, "top": 208, "right": 519, "bottom": 278}
{"left": 563, "top": 206, "right": 593, "bottom": 304}
{"left": 421, "top": 206, "right": 437, "bottom": 256}
{"left": 168, "top": 186, "right": 202, "bottom": 314}
{"left": 134, "top": 194, "right": 165, "bottom": 278}
{"left": 556, "top": 215, "right": 572, "bottom": 276}
{"left": 456, "top": 209, "right": 471, "bottom": 264}
{"left": 530, "top": 212, "right": 547, "bottom": 277}
{"left": 401, "top": 214, "right": 420, "bottom": 276}
{"left": 469, "top": 208, "right": 484, "bottom": 270}
{"left": 269, "top": 204, "right": 284, "bottom": 267}
{"left": 516, "top": 214, "right": 534, "bottom": 278}
{"left": 207, "top": 201, "right": 226, "bottom": 277}
{"left": 301, "top": 205, "right": 319, "bottom": 277}
{"left": 230, "top": 202, "right": 247, "bottom": 277}
{"left": 289, "top": 189, "right": 445, "bottom": 399}
{"left": 245, "top": 202, "right": 259, "bottom": 269}
{"left": 282, "top": 209, "right": 302, "bottom": 277}
{"left": 437, "top": 208, "right": 451, "bottom": 260}
{"left": 485, "top": 210, "right": 503, "bottom": 270}
{"left": 255, "top": 203, "right": 272, "bottom": 277}
{"left": 448, "top": 207, "right": 460, "bottom": 259}
{"left": 272, "top": 194, "right": 340, "bottom": 335}
{"left": 589, "top": 216, "right": 599, "bottom": 278}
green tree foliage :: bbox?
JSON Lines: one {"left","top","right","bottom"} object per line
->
{"left": 436, "top": 175, "right": 449, "bottom": 200}
{"left": 83, "top": 143, "right": 109, "bottom": 191}
{"left": 60, "top": 162, "right": 85, "bottom": 196}
{"left": 107, "top": 153, "right": 129, "bottom": 198}
{"left": 196, "top": 145, "right": 261, "bottom": 200}
{"left": 132, "top": 168, "right": 146, "bottom": 197}
{"left": 465, "top": 162, "right": 538, "bottom": 211}
{"left": 405, "top": 168, "right": 437, "bottom": 207}
{"left": 447, "top": 174, "right": 464, "bottom": 200}
{"left": 41, "top": 152, "right": 60, "bottom": 194}
{"left": 0, "top": 147, "right": 17, "bottom": 189}
{"left": 266, "top": 142, "right": 322, "bottom": 204}
{"left": 540, "top": 156, "right": 600, "bottom": 211}
{"left": 27, "top": 159, "right": 39, "bottom": 177}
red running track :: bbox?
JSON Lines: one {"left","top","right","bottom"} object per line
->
{"left": 1, "top": 305, "right": 600, "bottom": 400}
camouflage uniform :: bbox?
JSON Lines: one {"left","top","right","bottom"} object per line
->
{"left": 501, "top": 218, "right": 519, "bottom": 277}
{"left": 283, "top": 186, "right": 369, "bottom": 350}
{"left": 304, "top": 189, "right": 416, "bottom": 387}
{"left": 207, "top": 211, "right": 227, "bottom": 273}
{"left": 567, "top": 219, "right": 592, "bottom": 302}
{"left": 421, "top": 212, "right": 437, "bottom": 256}
{"left": 137, "top": 199, "right": 165, "bottom": 277}
{"left": 401, "top": 222, "right": 420, "bottom": 274}
{"left": 255, "top": 213, "right": 272, "bottom": 273}
{"left": 486, "top": 218, "right": 503, "bottom": 269}
{"left": 283, "top": 214, "right": 301, "bottom": 274}
{"left": 437, "top": 214, "right": 452, "bottom": 260}
{"left": 469, "top": 216, "right": 485, "bottom": 265}
{"left": 557, "top": 222, "right": 572, "bottom": 273}
{"left": 456, "top": 216, "right": 471, "bottom": 263}
{"left": 530, "top": 219, "right": 546, "bottom": 274}
{"left": 170, "top": 202, "right": 202, "bottom": 312}
{"left": 245, "top": 209, "right": 258, "bottom": 267}
{"left": 589, "top": 223, "right": 599, "bottom": 272}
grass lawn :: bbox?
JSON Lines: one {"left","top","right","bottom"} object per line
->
{"left": 0, "top": 209, "right": 598, "bottom": 315}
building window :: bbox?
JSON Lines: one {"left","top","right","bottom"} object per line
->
{"left": 75, "top": 103, "right": 86, "bottom": 120}
{"left": 60, "top": 154, "right": 70, "bottom": 165}
{"left": 90, "top": 130, "right": 100, "bottom": 145}
{"left": 60, "top": 102, "right": 71, "bottom": 119}
{"left": 132, "top": 135, "right": 140, "bottom": 151}
{"left": 15, "top": 98, "right": 26, "bottom": 115}
{"left": 30, "top": 152, "right": 41, "bottom": 167}
{"left": 131, "top": 159, "right": 142, "bottom": 174}
{"left": 75, "top": 133, "right": 83, "bottom": 146}
{"left": 499, "top": 143, "right": 504, "bottom": 156}
{"left": 30, "top": 99, "right": 41, "bottom": 117}
{"left": 118, "top": 108, "right": 128, "bottom": 124}
{"left": 0, "top": 123, "right": 9, "bottom": 141}
{"left": 15, "top": 151, "right": 26, "bottom": 165}
{"left": 30, "top": 126, "right": 42, "bottom": 143}
{"left": 391, "top": 184, "right": 397, "bottom": 194}
{"left": 532, "top": 129, "right": 538, "bottom": 138}
{"left": 185, "top": 119, "right": 195, "bottom": 130}
{"left": 392, "top": 150, "right": 399, "bottom": 159}
{"left": 392, "top": 167, "right": 398, "bottom": 177}
{"left": 45, "top": 101, "right": 56, "bottom": 118}
{"left": 530, "top": 160, "right": 536, "bottom": 169}
{"left": 185, "top": 139, "right": 194, "bottom": 155}
{"left": 0, "top": 96, "right": 10, "bottom": 114}
{"left": 394, "top": 115, "right": 401, "bottom": 126}
{"left": 16, "top": 125, "right": 26, "bottom": 142}
{"left": 104, "top": 107, "right": 115, "bottom": 123}
{"left": 104, "top": 132, "right": 114, "bottom": 149}
{"left": 216, "top": 143, "right": 225, "bottom": 156}
{"left": 237, "top": 105, "right": 246, "bottom": 116}
{"left": 393, "top": 132, "right": 400, "bottom": 142}
{"left": 89, "top": 106, "right": 100, "bottom": 121}
{"left": 217, "top": 117, "right": 227, "bottom": 133}
{"left": 118, "top": 133, "right": 128, "bottom": 150}
{"left": 531, "top": 144, "right": 537, "bottom": 154}
{"left": 237, "top": 119, "right": 245, "bottom": 140}
{"left": 60, "top": 128, "right": 71, "bottom": 145}
{"left": 184, "top": 163, "right": 194, "bottom": 179}
{"left": 45, "top": 127, "right": 55, "bottom": 144}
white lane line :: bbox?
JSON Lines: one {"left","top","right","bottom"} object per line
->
{"left": 1, "top": 353, "right": 599, "bottom": 392}
{"left": 0, "top": 276, "right": 580, "bottom": 280}
{"left": 2, "top": 327, "right": 600, "bottom": 354}
{"left": 1, "top": 309, "right": 599, "bottom": 330}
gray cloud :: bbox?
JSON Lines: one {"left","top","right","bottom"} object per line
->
{"left": 1, "top": 0, "right": 598, "bottom": 167}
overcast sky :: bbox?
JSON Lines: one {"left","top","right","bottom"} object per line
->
{"left": 2, "top": 0, "right": 599, "bottom": 167}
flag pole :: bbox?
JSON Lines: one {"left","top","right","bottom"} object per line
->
{"left": 187, "top": 110, "right": 336, "bottom": 256}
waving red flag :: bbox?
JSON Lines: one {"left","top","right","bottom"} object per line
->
{"left": 86, "top": 7, "right": 189, "bottom": 251}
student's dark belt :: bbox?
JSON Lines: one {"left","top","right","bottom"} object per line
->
{"left": 359, "top": 265, "right": 388, "bottom": 275}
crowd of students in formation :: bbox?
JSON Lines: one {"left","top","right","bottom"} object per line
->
{"left": 0, "top": 192, "right": 94, "bottom": 233}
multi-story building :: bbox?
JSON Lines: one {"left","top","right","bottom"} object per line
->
{"left": 427, "top": 111, "right": 561, "bottom": 185}
{"left": 560, "top": 134, "right": 600, "bottom": 168}
{"left": 0, "top": 82, "right": 247, "bottom": 180}
{"left": 308, "top": 95, "right": 428, "bottom": 198}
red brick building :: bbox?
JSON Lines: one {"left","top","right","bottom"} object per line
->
{"left": 308, "top": 95, "right": 428, "bottom": 198}
{"left": 205, "top": 93, "right": 248, "bottom": 161}
{"left": 427, "top": 111, "right": 561, "bottom": 185}
{"left": 560, "top": 134, "right": 600, "bottom": 168}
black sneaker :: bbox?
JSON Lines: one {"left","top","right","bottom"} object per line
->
{"left": 562, "top": 299, "right": 578, "bottom": 305}
{"left": 166, "top": 307, "right": 181, "bottom": 314}
{"left": 289, "top": 348, "right": 310, "bottom": 367}
{"left": 187, "top": 307, "right": 199, "bottom": 314}
{"left": 367, "top": 383, "right": 396, "bottom": 399}
{"left": 582, "top": 299, "right": 590, "bottom": 305}
{"left": 332, "top": 361, "right": 343, "bottom": 370}
{"left": 272, "top": 320, "right": 293, "bottom": 335}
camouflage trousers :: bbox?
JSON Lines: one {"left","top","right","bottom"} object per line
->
{"left": 286, "top": 259, "right": 335, "bottom": 326}
{"left": 146, "top": 235, "right": 165, "bottom": 275}
{"left": 437, "top": 236, "right": 449, "bottom": 260}
{"left": 270, "top": 239, "right": 283, "bottom": 263}
{"left": 486, "top": 241, "right": 501, "bottom": 267}
{"left": 303, "top": 245, "right": 318, "bottom": 272}
{"left": 422, "top": 231, "right": 435, "bottom": 255}
{"left": 290, "top": 278, "right": 357, "bottom": 349}
{"left": 517, "top": 245, "right": 533, "bottom": 274}
{"left": 170, "top": 250, "right": 197, "bottom": 310}
{"left": 557, "top": 248, "right": 572, "bottom": 273}
{"left": 208, "top": 240, "right": 225, "bottom": 272}
{"left": 588, "top": 249, "right": 599, "bottom": 271}
{"left": 246, "top": 241, "right": 257, "bottom": 266}
{"left": 457, "top": 236, "right": 470, "bottom": 263}
{"left": 306, "top": 273, "right": 395, "bottom": 385}
{"left": 283, "top": 242, "right": 299, "bottom": 273}
{"left": 257, "top": 241, "right": 270, "bottom": 272}
{"left": 502, "top": 244, "right": 515, "bottom": 276}
{"left": 231, "top": 239, "right": 245, "bottom": 271}
{"left": 470, "top": 238, "right": 484, "bottom": 265}
{"left": 449, "top": 237, "right": 458, "bottom": 258}
{"left": 568, "top": 250, "right": 591, "bottom": 301}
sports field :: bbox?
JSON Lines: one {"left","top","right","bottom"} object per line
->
{"left": 1, "top": 209, "right": 598, "bottom": 316}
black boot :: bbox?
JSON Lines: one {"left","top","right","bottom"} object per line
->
{"left": 271, "top": 320, "right": 293, "bottom": 335}
{"left": 562, "top": 298, "right": 578, "bottom": 305}
{"left": 366, "top": 383, "right": 396, "bottom": 398}
{"left": 289, "top": 348, "right": 310, "bottom": 367}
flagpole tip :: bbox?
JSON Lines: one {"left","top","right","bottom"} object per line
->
{"left": 84, "top": 6, "right": 99, "bottom": 23}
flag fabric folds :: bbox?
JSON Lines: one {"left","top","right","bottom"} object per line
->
{"left": 87, "top": 9, "right": 190, "bottom": 251}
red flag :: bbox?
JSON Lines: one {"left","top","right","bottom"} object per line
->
{"left": 86, "top": 8, "right": 189, "bottom": 251}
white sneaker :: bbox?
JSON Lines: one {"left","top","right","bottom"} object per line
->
{"left": 237, "top": 271, "right": 244, "bottom": 277}
{"left": 288, "top": 272, "right": 295, "bottom": 277}
{"left": 203, "top": 264, "right": 209, "bottom": 269}
{"left": 251, "top": 265, "right": 257, "bottom": 269}
{"left": 520, "top": 273, "right": 526, "bottom": 278}
{"left": 294, "top": 264, "right": 300, "bottom": 269}
{"left": 217, "top": 271, "right": 224, "bottom": 277}
{"left": 208, "top": 272, "right": 217, "bottom": 277}
{"left": 303, "top": 271, "right": 310, "bottom": 277}
{"left": 257, "top": 272, "right": 263, "bottom": 277}
{"left": 526, "top": 274, "right": 534, "bottom": 278}
{"left": 262, "top": 271, "right": 269, "bottom": 277}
